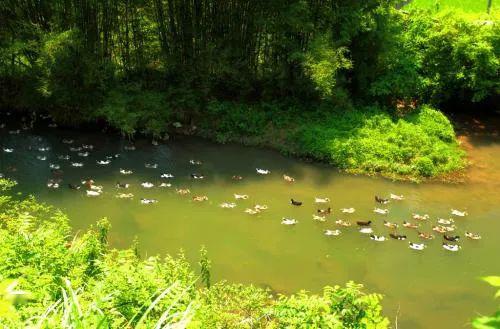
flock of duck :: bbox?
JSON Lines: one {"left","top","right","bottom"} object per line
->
{"left": 1, "top": 113, "right": 482, "bottom": 253}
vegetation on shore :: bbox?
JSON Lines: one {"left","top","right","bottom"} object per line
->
{"left": 0, "top": 179, "right": 389, "bottom": 328}
{"left": 1, "top": 1, "right": 498, "bottom": 180}
{"left": 472, "top": 276, "right": 500, "bottom": 328}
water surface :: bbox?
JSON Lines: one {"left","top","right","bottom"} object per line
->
{"left": 1, "top": 119, "right": 499, "bottom": 328}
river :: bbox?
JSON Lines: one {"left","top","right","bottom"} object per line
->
{"left": 1, "top": 114, "right": 499, "bottom": 328}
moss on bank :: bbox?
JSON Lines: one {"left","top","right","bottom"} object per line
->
{"left": 0, "top": 179, "right": 389, "bottom": 328}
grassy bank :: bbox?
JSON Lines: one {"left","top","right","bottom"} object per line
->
{"left": 405, "top": 0, "right": 499, "bottom": 13}
{"left": 0, "top": 179, "right": 389, "bottom": 328}
{"left": 193, "top": 103, "right": 466, "bottom": 182}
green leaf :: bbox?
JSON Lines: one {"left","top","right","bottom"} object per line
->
{"left": 482, "top": 276, "right": 500, "bottom": 288}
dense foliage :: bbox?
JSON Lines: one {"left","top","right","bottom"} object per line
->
{"left": 0, "top": 179, "right": 389, "bottom": 328}
{"left": 1, "top": 1, "right": 497, "bottom": 179}
{"left": 472, "top": 276, "right": 500, "bottom": 329}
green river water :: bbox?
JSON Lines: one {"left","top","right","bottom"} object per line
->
{"left": 1, "top": 117, "right": 499, "bottom": 328}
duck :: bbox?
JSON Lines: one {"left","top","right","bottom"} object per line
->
{"left": 191, "top": 173, "right": 205, "bottom": 179}
{"left": 160, "top": 173, "right": 174, "bottom": 179}
{"left": 86, "top": 190, "right": 101, "bottom": 197}
{"left": 219, "top": 202, "right": 237, "bottom": 208}
{"left": 373, "top": 208, "right": 389, "bottom": 215}
{"left": 47, "top": 123, "right": 58, "bottom": 128}
{"left": 140, "top": 198, "right": 158, "bottom": 204}
{"left": 402, "top": 221, "right": 419, "bottom": 229}
{"left": 90, "top": 185, "right": 103, "bottom": 192}
{"left": 234, "top": 194, "right": 249, "bottom": 200}
{"left": 324, "top": 229, "right": 341, "bottom": 236}
{"left": 389, "top": 233, "right": 407, "bottom": 240}
{"left": 81, "top": 179, "right": 95, "bottom": 187}
{"left": 283, "top": 174, "right": 295, "bottom": 182}
{"left": 189, "top": 160, "right": 203, "bottom": 165}
{"left": 359, "top": 227, "right": 373, "bottom": 234}
{"left": 193, "top": 195, "right": 209, "bottom": 202}
{"left": 68, "top": 183, "right": 81, "bottom": 190}
{"left": 71, "top": 162, "right": 84, "bottom": 167}
{"left": 3, "top": 148, "right": 14, "bottom": 153}
{"left": 106, "top": 154, "right": 120, "bottom": 159}
{"left": 176, "top": 188, "right": 191, "bottom": 195}
{"left": 442, "top": 243, "right": 460, "bottom": 252}
{"left": 383, "top": 220, "right": 398, "bottom": 229}
{"left": 49, "top": 164, "right": 60, "bottom": 170}
{"left": 116, "top": 182, "right": 130, "bottom": 189}
{"left": 375, "top": 196, "right": 389, "bottom": 204}
{"left": 159, "top": 182, "right": 171, "bottom": 188}
{"left": 432, "top": 225, "right": 448, "bottom": 234}
{"left": 141, "top": 182, "right": 154, "bottom": 188}
{"left": 409, "top": 242, "right": 426, "bottom": 250}
{"left": 315, "top": 197, "right": 330, "bottom": 203}
{"left": 312, "top": 214, "right": 327, "bottom": 222}
{"left": 437, "top": 218, "right": 454, "bottom": 225}
{"left": 444, "top": 225, "right": 456, "bottom": 232}
{"left": 97, "top": 160, "right": 111, "bottom": 165}
{"left": 145, "top": 163, "right": 158, "bottom": 169}
{"left": 116, "top": 193, "right": 134, "bottom": 199}
{"left": 451, "top": 209, "right": 467, "bottom": 217}
{"left": 124, "top": 145, "right": 136, "bottom": 151}
{"left": 232, "top": 175, "right": 243, "bottom": 180}
{"left": 69, "top": 146, "right": 83, "bottom": 152}
{"left": 244, "top": 208, "right": 260, "bottom": 215}
{"left": 335, "top": 219, "right": 351, "bottom": 227}
{"left": 390, "top": 194, "right": 404, "bottom": 201}
{"left": 256, "top": 168, "right": 270, "bottom": 175}
{"left": 58, "top": 155, "right": 71, "bottom": 160}
{"left": 418, "top": 232, "right": 435, "bottom": 240}
{"left": 254, "top": 204, "right": 268, "bottom": 211}
{"left": 77, "top": 151, "right": 90, "bottom": 157}
{"left": 290, "top": 198, "right": 302, "bottom": 206}
{"left": 36, "top": 155, "right": 47, "bottom": 161}
{"left": 357, "top": 220, "right": 372, "bottom": 226}
{"left": 120, "top": 169, "right": 133, "bottom": 175}
{"left": 8, "top": 129, "right": 21, "bottom": 134}
{"left": 317, "top": 207, "right": 332, "bottom": 215}
{"left": 62, "top": 139, "right": 74, "bottom": 144}
{"left": 281, "top": 218, "right": 298, "bottom": 225}
{"left": 465, "top": 232, "right": 482, "bottom": 240}
{"left": 444, "top": 235, "right": 460, "bottom": 242}
{"left": 151, "top": 140, "right": 159, "bottom": 146}
{"left": 412, "top": 213, "right": 430, "bottom": 221}
{"left": 370, "top": 234, "right": 386, "bottom": 242}
{"left": 47, "top": 180, "right": 60, "bottom": 189}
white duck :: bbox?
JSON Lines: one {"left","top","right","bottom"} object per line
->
{"left": 409, "top": 242, "right": 426, "bottom": 250}
{"left": 161, "top": 173, "right": 174, "bottom": 178}
{"left": 58, "top": 155, "right": 71, "bottom": 160}
{"left": 359, "top": 227, "right": 373, "bottom": 234}
{"left": 189, "top": 159, "right": 202, "bottom": 165}
{"left": 315, "top": 197, "right": 330, "bottom": 203}
{"left": 3, "top": 148, "right": 14, "bottom": 153}
{"left": 390, "top": 194, "right": 404, "bottom": 200}
{"left": 77, "top": 152, "right": 89, "bottom": 157}
{"left": 451, "top": 209, "right": 467, "bottom": 217}
{"left": 256, "top": 168, "right": 270, "bottom": 175}
{"left": 37, "top": 155, "right": 47, "bottom": 161}
{"left": 49, "top": 164, "right": 60, "bottom": 170}
{"left": 219, "top": 202, "right": 237, "bottom": 209}
{"left": 341, "top": 208, "right": 355, "bottom": 214}
{"left": 141, "top": 182, "right": 154, "bottom": 188}
{"left": 373, "top": 208, "right": 389, "bottom": 215}
{"left": 62, "top": 139, "right": 74, "bottom": 144}
{"left": 71, "top": 162, "right": 83, "bottom": 167}
{"left": 442, "top": 243, "right": 460, "bottom": 252}
{"left": 234, "top": 194, "right": 249, "bottom": 200}
{"left": 437, "top": 218, "right": 454, "bottom": 225}
{"left": 244, "top": 208, "right": 260, "bottom": 215}
{"left": 140, "top": 198, "right": 158, "bottom": 204}
{"left": 254, "top": 204, "right": 268, "bottom": 211}
{"left": 145, "top": 163, "right": 158, "bottom": 169}
{"left": 281, "top": 218, "right": 298, "bottom": 225}
{"left": 86, "top": 190, "right": 101, "bottom": 197}
{"left": 120, "top": 169, "right": 133, "bottom": 175}
{"left": 38, "top": 147, "right": 50, "bottom": 152}
{"left": 97, "top": 160, "right": 111, "bottom": 165}
{"left": 312, "top": 214, "right": 327, "bottom": 222}
{"left": 159, "top": 182, "right": 171, "bottom": 188}
{"left": 69, "top": 147, "right": 82, "bottom": 152}
{"left": 116, "top": 193, "right": 134, "bottom": 199}
{"left": 324, "top": 229, "right": 341, "bottom": 236}
{"left": 370, "top": 235, "right": 386, "bottom": 242}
